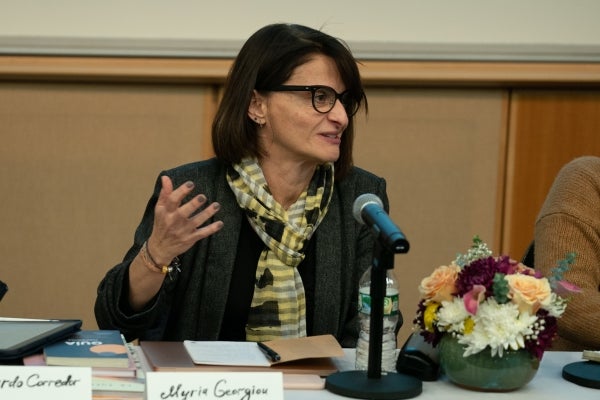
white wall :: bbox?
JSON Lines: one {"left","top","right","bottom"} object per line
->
{"left": 2, "top": 0, "right": 600, "bottom": 60}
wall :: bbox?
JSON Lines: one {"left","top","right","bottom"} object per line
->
{"left": 0, "top": 75, "right": 507, "bottom": 350}
{"left": 0, "top": 81, "right": 213, "bottom": 324}
{"left": 1, "top": 1, "right": 600, "bottom": 347}
{"left": 1, "top": 1, "right": 600, "bottom": 61}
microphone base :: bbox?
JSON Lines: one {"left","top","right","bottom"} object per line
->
{"left": 325, "top": 370, "right": 422, "bottom": 399}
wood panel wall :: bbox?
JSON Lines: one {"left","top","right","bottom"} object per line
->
{"left": 1, "top": 56, "right": 599, "bottom": 347}
{"left": 0, "top": 81, "right": 211, "bottom": 325}
{"left": 503, "top": 90, "right": 600, "bottom": 258}
{"left": 353, "top": 88, "right": 506, "bottom": 345}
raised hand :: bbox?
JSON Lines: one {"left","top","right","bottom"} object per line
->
{"left": 146, "top": 176, "right": 224, "bottom": 266}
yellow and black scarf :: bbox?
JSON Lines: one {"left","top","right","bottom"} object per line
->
{"left": 226, "top": 157, "right": 334, "bottom": 341}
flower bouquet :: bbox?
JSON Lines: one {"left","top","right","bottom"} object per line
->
{"left": 413, "top": 236, "right": 579, "bottom": 391}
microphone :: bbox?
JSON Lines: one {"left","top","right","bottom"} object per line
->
{"left": 353, "top": 193, "right": 409, "bottom": 253}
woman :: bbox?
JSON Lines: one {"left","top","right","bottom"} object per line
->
{"left": 535, "top": 156, "right": 600, "bottom": 350}
{"left": 95, "top": 23, "right": 390, "bottom": 347}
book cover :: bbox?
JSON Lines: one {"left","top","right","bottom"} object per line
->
{"left": 24, "top": 351, "right": 138, "bottom": 378}
{"left": 183, "top": 334, "right": 344, "bottom": 367}
{"left": 583, "top": 350, "right": 600, "bottom": 362}
{"left": 141, "top": 341, "right": 338, "bottom": 376}
{"left": 44, "top": 330, "right": 130, "bottom": 368}
{"left": 140, "top": 335, "right": 341, "bottom": 377}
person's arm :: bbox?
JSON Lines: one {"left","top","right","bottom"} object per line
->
{"left": 127, "top": 176, "right": 223, "bottom": 311}
{"left": 536, "top": 214, "right": 600, "bottom": 350}
{"left": 95, "top": 173, "right": 223, "bottom": 340}
{"left": 535, "top": 157, "right": 600, "bottom": 350}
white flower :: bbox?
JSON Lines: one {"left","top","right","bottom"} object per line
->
{"left": 416, "top": 238, "right": 577, "bottom": 360}
{"left": 454, "top": 237, "right": 493, "bottom": 267}
{"left": 545, "top": 292, "right": 567, "bottom": 317}
{"left": 458, "top": 298, "right": 537, "bottom": 357}
{"left": 437, "top": 297, "right": 470, "bottom": 334}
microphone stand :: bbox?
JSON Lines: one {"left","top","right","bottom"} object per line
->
{"left": 325, "top": 240, "right": 422, "bottom": 399}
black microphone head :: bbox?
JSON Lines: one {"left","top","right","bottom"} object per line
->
{"left": 352, "top": 193, "right": 383, "bottom": 224}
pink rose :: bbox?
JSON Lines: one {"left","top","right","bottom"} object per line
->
{"left": 419, "top": 264, "right": 460, "bottom": 303}
{"left": 505, "top": 274, "right": 552, "bottom": 314}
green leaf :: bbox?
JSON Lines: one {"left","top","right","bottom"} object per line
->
{"left": 492, "top": 273, "right": 510, "bottom": 304}
{"left": 548, "top": 252, "right": 577, "bottom": 290}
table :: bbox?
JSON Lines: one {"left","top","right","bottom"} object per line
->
{"left": 284, "top": 349, "right": 598, "bottom": 399}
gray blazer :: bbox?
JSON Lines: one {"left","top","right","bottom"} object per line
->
{"left": 95, "top": 158, "right": 390, "bottom": 347}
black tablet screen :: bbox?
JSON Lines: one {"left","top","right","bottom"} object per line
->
{"left": 0, "top": 319, "right": 82, "bottom": 361}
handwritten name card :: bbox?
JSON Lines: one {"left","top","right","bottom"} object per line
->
{"left": 146, "top": 371, "right": 284, "bottom": 400}
{"left": 0, "top": 366, "right": 91, "bottom": 400}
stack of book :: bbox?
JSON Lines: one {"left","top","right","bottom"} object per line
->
{"left": 24, "top": 330, "right": 144, "bottom": 399}
{"left": 43, "top": 330, "right": 134, "bottom": 374}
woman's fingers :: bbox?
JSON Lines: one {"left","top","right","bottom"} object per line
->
{"left": 179, "top": 193, "right": 208, "bottom": 218}
{"left": 152, "top": 177, "right": 223, "bottom": 259}
{"left": 156, "top": 175, "right": 174, "bottom": 206}
{"left": 158, "top": 177, "right": 197, "bottom": 212}
{"left": 194, "top": 219, "right": 224, "bottom": 240}
{"left": 189, "top": 201, "right": 223, "bottom": 231}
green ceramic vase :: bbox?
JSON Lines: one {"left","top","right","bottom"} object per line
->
{"left": 438, "top": 335, "right": 540, "bottom": 392}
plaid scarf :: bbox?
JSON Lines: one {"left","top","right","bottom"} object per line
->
{"left": 226, "top": 157, "right": 334, "bottom": 341}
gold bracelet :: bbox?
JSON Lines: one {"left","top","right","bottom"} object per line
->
{"left": 140, "top": 241, "right": 170, "bottom": 274}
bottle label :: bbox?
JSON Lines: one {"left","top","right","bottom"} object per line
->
{"left": 358, "top": 291, "right": 399, "bottom": 316}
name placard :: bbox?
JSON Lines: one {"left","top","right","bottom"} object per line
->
{"left": 146, "top": 371, "right": 284, "bottom": 400}
{"left": 0, "top": 366, "right": 92, "bottom": 400}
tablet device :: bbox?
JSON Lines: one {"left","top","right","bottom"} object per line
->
{"left": 0, "top": 319, "right": 82, "bottom": 362}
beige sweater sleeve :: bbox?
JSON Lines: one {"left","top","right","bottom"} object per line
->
{"left": 535, "top": 156, "right": 600, "bottom": 351}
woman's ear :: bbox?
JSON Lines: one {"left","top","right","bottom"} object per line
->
{"left": 248, "top": 90, "right": 267, "bottom": 127}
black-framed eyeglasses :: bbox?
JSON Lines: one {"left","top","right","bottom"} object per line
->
{"left": 269, "top": 85, "right": 359, "bottom": 116}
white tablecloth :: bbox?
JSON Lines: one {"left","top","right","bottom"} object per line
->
{"left": 285, "top": 349, "right": 598, "bottom": 399}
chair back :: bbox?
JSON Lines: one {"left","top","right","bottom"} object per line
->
{"left": 521, "top": 241, "right": 535, "bottom": 268}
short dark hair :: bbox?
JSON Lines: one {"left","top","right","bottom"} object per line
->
{"left": 211, "top": 23, "right": 367, "bottom": 180}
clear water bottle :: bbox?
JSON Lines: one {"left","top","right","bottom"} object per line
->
{"left": 355, "top": 267, "right": 400, "bottom": 372}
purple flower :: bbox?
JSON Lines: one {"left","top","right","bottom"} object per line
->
{"left": 413, "top": 238, "right": 576, "bottom": 359}
{"left": 414, "top": 299, "right": 444, "bottom": 347}
{"left": 524, "top": 310, "right": 558, "bottom": 360}
{"left": 455, "top": 256, "right": 500, "bottom": 296}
